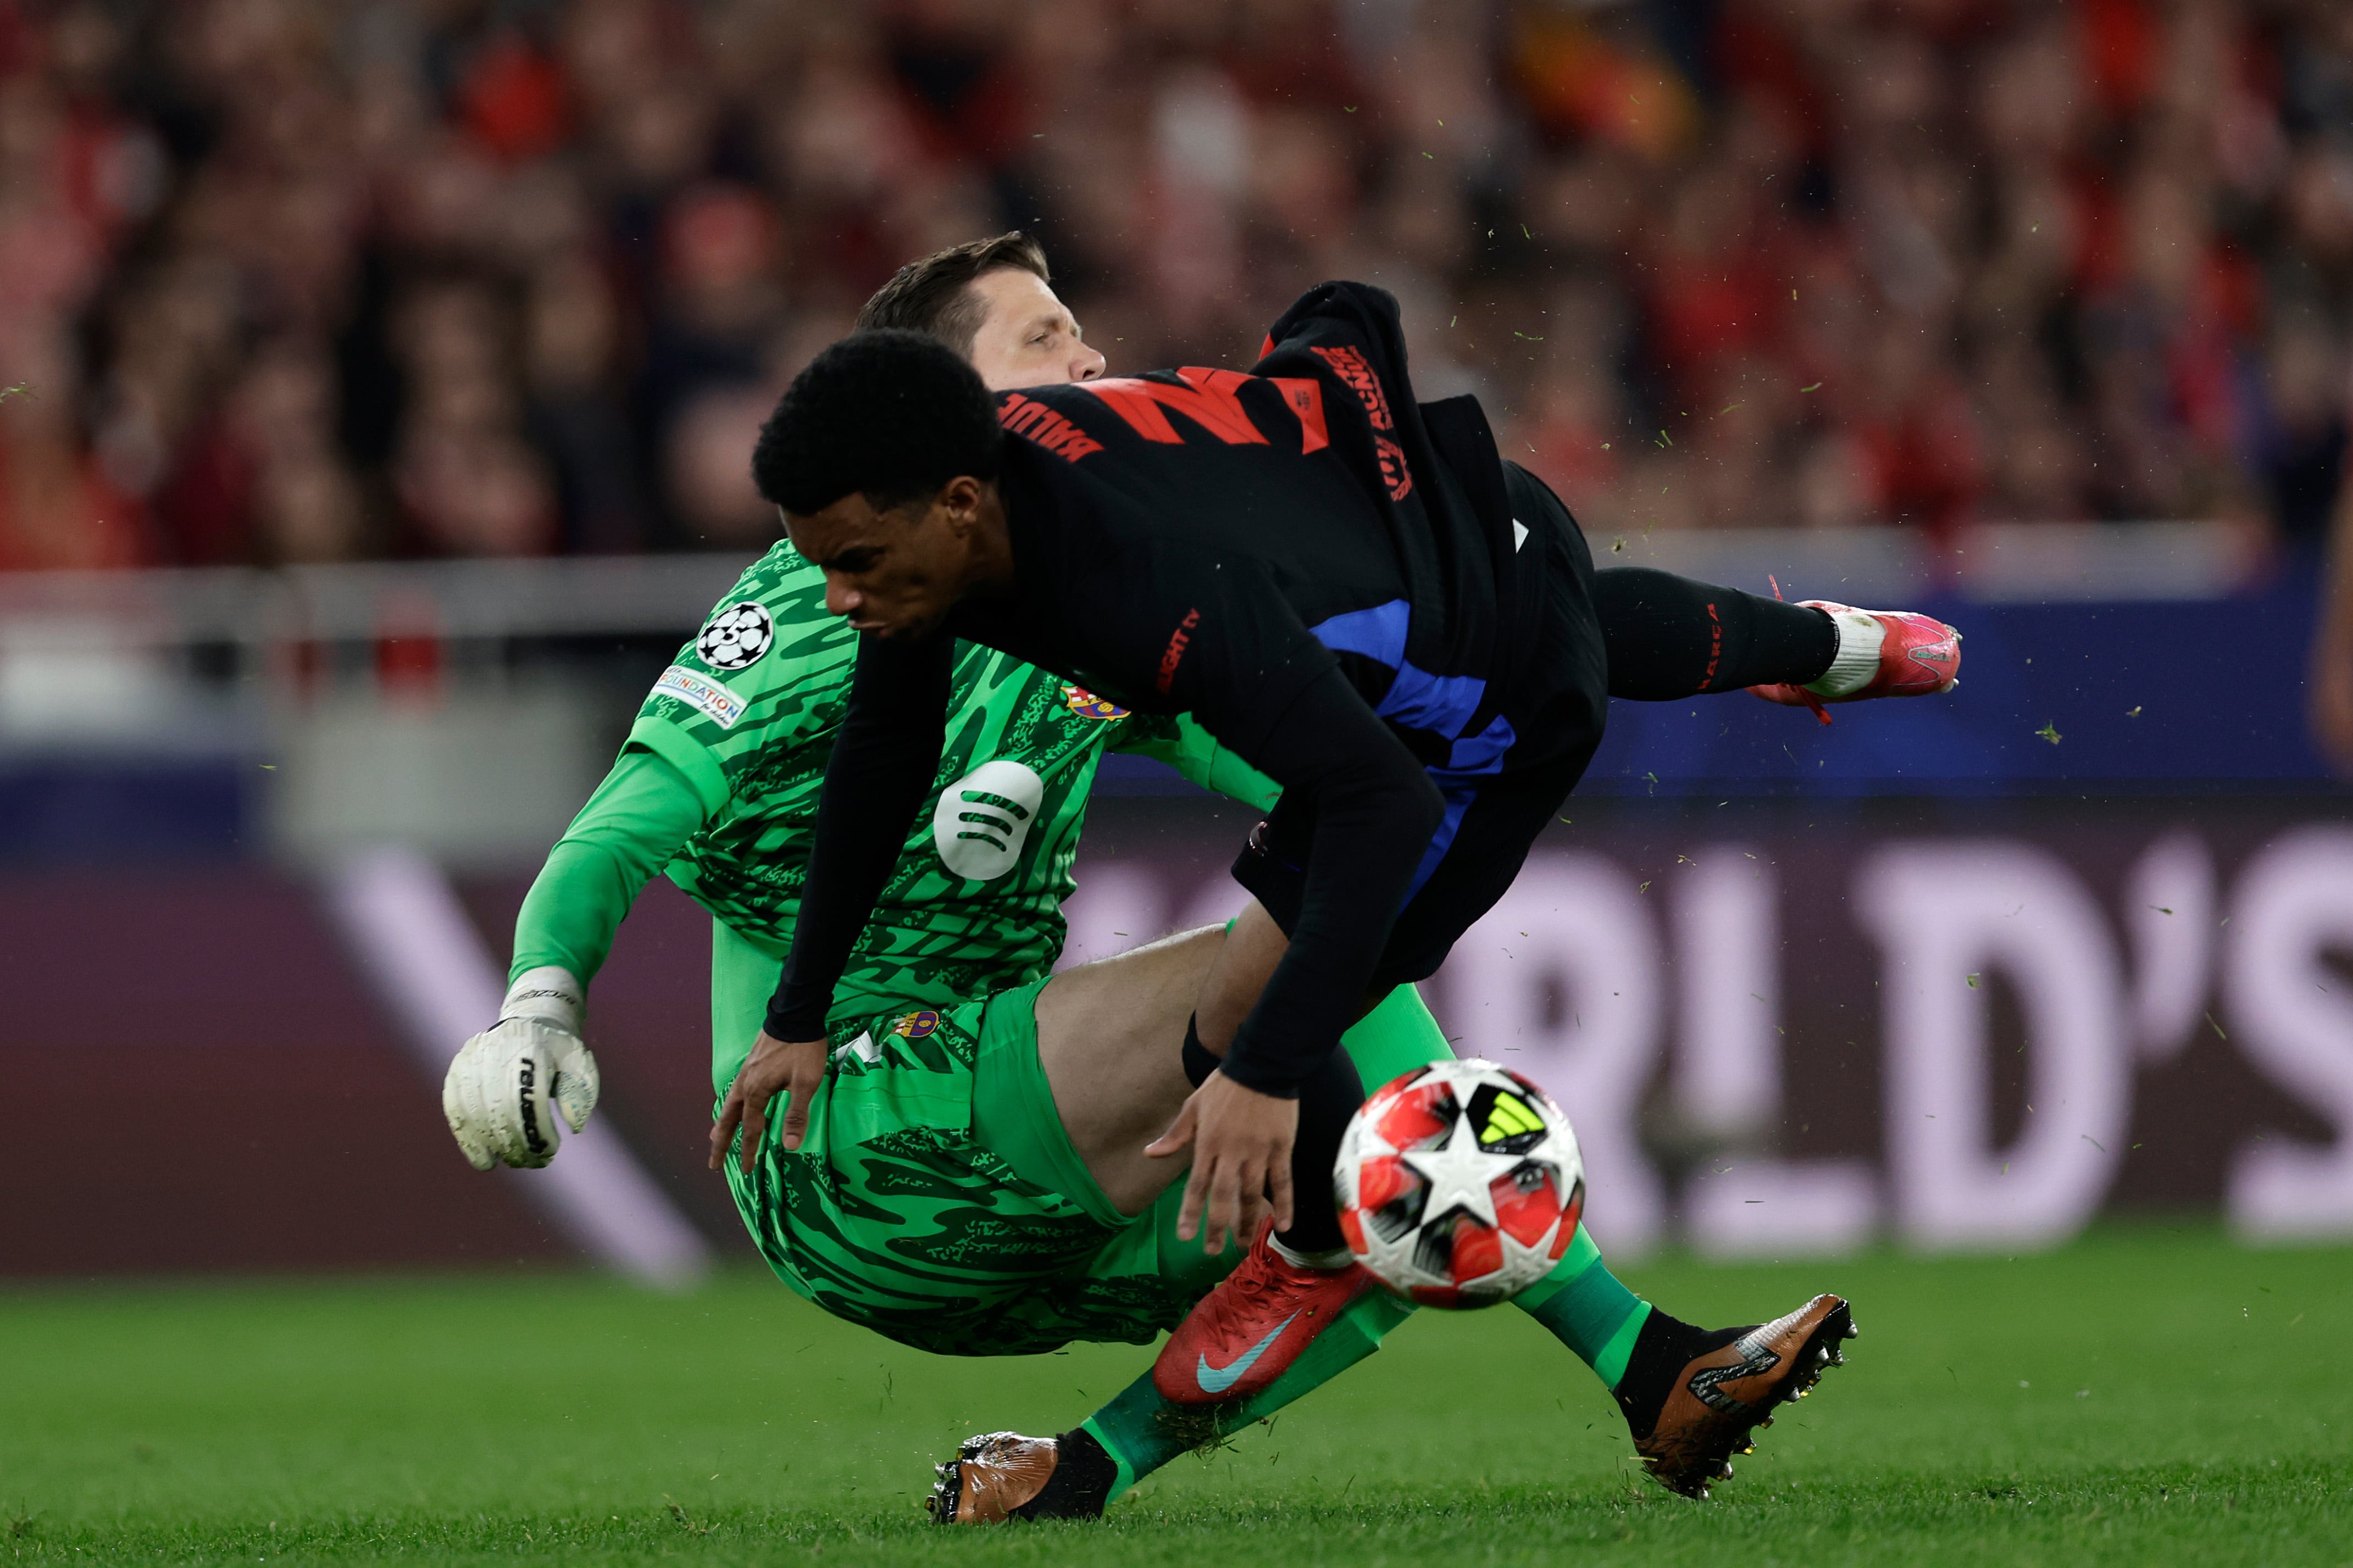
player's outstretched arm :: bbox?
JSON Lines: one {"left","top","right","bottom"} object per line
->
{"left": 443, "top": 748, "right": 708, "bottom": 1170}
{"left": 1153, "top": 668, "right": 1442, "bottom": 1252}
{"left": 442, "top": 969, "right": 601, "bottom": 1170}
{"left": 510, "top": 749, "right": 713, "bottom": 984}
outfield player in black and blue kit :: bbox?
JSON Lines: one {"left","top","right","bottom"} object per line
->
{"left": 734, "top": 280, "right": 1959, "bottom": 1517}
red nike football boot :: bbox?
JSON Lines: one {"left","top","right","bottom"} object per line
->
{"left": 1749, "top": 601, "right": 1961, "bottom": 725}
{"left": 1151, "top": 1222, "right": 1375, "bottom": 1406}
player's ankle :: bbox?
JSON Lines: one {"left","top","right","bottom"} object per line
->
{"left": 1804, "top": 609, "right": 1886, "bottom": 698}
{"left": 1269, "top": 1233, "right": 1354, "bottom": 1271}
{"left": 1010, "top": 1428, "right": 1118, "bottom": 1521}
{"left": 1611, "top": 1309, "right": 1716, "bottom": 1437}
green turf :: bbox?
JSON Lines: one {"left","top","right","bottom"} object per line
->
{"left": 1, "top": 1222, "right": 2345, "bottom": 1565}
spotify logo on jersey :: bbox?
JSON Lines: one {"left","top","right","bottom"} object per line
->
{"left": 933, "top": 759, "right": 1045, "bottom": 880}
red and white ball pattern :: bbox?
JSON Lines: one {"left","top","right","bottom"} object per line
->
{"left": 1335, "top": 1059, "right": 1584, "bottom": 1308}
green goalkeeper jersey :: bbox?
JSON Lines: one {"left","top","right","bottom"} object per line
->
{"left": 511, "top": 541, "right": 1274, "bottom": 1091}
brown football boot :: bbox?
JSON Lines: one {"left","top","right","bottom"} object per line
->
{"left": 1618, "top": 1294, "right": 1857, "bottom": 1499}
{"left": 925, "top": 1429, "right": 1116, "bottom": 1523}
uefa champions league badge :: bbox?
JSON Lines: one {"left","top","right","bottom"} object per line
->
{"left": 1061, "top": 683, "right": 1129, "bottom": 720}
{"left": 697, "top": 602, "right": 775, "bottom": 670}
{"left": 892, "top": 1010, "right": 941, "bottom": 1039}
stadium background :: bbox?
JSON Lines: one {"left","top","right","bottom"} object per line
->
{"left": 1, "top": 0, "right": 2350, "bottom": 1318}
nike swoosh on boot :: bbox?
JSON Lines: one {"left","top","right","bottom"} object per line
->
{"left": 1195, "top": 1311, "right": 1300, "bottom": 1394}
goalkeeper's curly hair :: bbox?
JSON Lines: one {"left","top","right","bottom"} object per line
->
{"left": 751, "top": 330, "right": 1003, "bottom": 517}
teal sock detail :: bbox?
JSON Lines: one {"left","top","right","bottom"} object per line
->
{"left": 1591, "top": 1300, "right": 1652, "bottom": 1390}
{"left": 1515, "top": 1226, "right": 1651, "bottom": 1391}
{"left": 1508, "top": 1221, "right": 1603, "bottom": 1315}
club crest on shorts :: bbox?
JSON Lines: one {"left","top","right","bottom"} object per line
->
{"left": 892, "top": 1010, "right": 941, "bottom": 1039}
{"left": 697, "top": 601, "right": 775, "bottom": 671}
{"left": 1061, "top": 683, "right": 1129, "bottom": 720}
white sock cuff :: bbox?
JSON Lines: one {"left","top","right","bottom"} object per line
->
{"left": 501, "top": 966, "right": 585, "bottom": 1034}
{"left": 1806, "top": 610, "right": 1885, "bottom": 698}
{"left": 1269, "top": 1236, "right": 1356, "bottom": 1271}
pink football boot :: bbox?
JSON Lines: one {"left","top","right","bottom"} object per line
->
{"left": 1749, "top": 600, "right": 1960, "bottom": 725}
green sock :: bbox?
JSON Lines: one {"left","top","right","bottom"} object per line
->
{"left": 1081, "top": 1289, "right": 1416, "bottom": 1500}
{"left": 1085, "top": 985, "right": 1629, "bottom": 1495}
{"left": 1078, "top": 985, "right": 1449, "bottom": 1497}
{"left": 1083, "top": 1236, "right": 1653, "bottom": 1497}
{"left": 1337, "top": 981, "right": 1455, "bottom": 1086}
{"left": 1512, "top": 1224, "right": 1652, "bottom": 1390}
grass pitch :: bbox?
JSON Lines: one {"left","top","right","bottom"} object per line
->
{"left": 2, "top": 1222, "right": 2345, "bottom": 1565}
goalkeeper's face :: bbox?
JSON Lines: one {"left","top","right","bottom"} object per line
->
{"left": 964, "top": 267, "right": 1106, "bottom": 391}
{"left": 783, "top": 475, "right": 999, "bottom": 641}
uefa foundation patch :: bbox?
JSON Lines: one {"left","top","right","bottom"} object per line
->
{"left": 651, "top": 665, "right": 747, "bottom": 729}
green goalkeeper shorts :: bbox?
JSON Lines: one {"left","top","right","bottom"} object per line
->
{"left": 711, "top": 917, "right": 1448, "bottom": 1359}
{"left": 713, "top": 918, "right": 1226, "bottom": 1356}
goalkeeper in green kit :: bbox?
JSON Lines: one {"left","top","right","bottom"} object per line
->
{"left": 441, "top": 235, "right": 1855, "bottom": 1521}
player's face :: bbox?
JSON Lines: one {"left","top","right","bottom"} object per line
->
{"left": 965, "top": 268, "right": 1107, "bottom": 390}
{"left": 782, "top": 479, "right": 984, "bottom": 640}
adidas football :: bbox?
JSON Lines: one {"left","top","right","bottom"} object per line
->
{"left": 1334, "top": 1059, "right": 1584, "bottom": 1308}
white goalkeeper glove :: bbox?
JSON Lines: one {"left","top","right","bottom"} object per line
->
{"left": 442, "top": 966, "right": 601, "bottom": 1170}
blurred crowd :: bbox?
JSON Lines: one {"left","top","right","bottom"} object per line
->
{"left": 1, "top": 0, "right": 2351, "bottom": 570}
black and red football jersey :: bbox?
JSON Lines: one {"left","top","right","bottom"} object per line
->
{"left": 769, "top": 282, "right": 1607, "bottom": 1090}
{"left": 959, "top": 282, "right": 1538, "bottom": 771}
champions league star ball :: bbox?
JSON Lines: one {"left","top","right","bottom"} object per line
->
{"left": 1335, "top": 1059, "right": 1584, "bottom": 1308}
